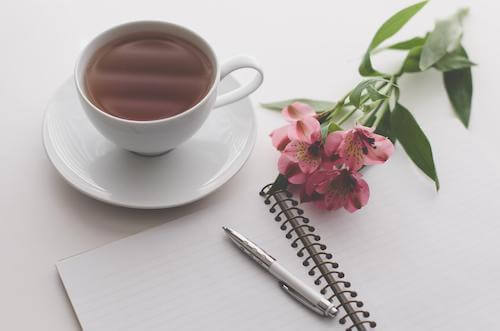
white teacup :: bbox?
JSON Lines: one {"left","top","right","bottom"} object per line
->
{"left": 75, "top": 21, "right": 263, "bottom": 156}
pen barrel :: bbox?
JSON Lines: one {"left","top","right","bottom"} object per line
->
{"left": 269, "top": 262, "right": 333, "bottom": 314}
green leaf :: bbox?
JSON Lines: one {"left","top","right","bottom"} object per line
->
{"left": 359, "top": 1, "right": 428, "bottom": 76}
{"left": 386, "top": 36, "right": 427, "bottom": 50}
{"left": 419, "top": 8, "right": 468, "bottom": 70}
{"left": 392, "top": 103, "right": 439, "bottom": 190}
{"left": 401, "top": 46, "right": 424, "bottom": 73}
{"left": 350, "top": 80, "right": 373, "bottom": 107}
{"left": 359, "top": 51, "right": 380, "bottom": 77}
{"left": 367, "top": 84, "right": 388, "bottom": 101}
{"left": 357, "top": 103, "right": 378, "bottom": 126}
{"left": 350, "top": 79, "right": 379, "bottom": 107}
{"left": 433, "top": 47, "right": 475, "bottom": 72}
{"left": 327, "top": 121, "right": 343, "bottom": 133}
{"left": 443, "top": 46, "right": 473, "bottom": 127}
{"left": 350, "top": 78, "right": 395, "bottom": 106}
{"left": 374, "top": 106, "right": 396, "bottom": 143}
{"left": 261, "top": 99, "right": 336, "bottom": 113}
{"left": 368, "top": 1, "right": 428, "bottom": 50}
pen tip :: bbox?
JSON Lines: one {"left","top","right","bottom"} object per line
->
{"left": 222, "top": 226, "right": 230, "bottom": 233}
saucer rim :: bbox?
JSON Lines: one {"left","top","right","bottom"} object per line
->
{"left": 42, "top": 75, "right": 257, "bottom": 209}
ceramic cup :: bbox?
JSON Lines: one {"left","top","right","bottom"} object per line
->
{"left": 75, "top": 21, "right": 263, "bottom": 156}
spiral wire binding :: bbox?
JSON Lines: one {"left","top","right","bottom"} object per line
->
{"left": 260, "top": 184, "right": 376, "bottom": 331}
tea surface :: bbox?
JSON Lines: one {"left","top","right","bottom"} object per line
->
{"left": 85, "top": 32, "right": 213, "bottom": 121}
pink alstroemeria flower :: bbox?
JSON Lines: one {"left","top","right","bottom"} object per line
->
{"left": 329, "top": 125, "right": 394, "bottom": 171}
{"left": 306, "top": 169, "right": 370, "bottom": 212}
{"left": 283, "top": 137, "right": 322, "bottom": 174}
{"left": 270, "top": 102, "right": 318, "bottom": 151}
{"left": 278, "top": 154, "right": 307, "bottom": 184}
{"left": 282, "top": 122, "right": 346, "bottom": 175}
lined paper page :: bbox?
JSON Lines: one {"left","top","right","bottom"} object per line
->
{"left": 57, "top": 194, "right": 340, "bottom": 331}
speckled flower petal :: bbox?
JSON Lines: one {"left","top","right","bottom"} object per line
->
{"left": 339, "top": 130, "right": 365, "bottom": 171}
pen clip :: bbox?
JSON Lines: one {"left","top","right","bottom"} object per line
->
{"left": 279, "top": 282, "right": 337, "bottom": 318}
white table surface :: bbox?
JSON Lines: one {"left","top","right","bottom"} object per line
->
{"left": 0, "top": 0, "right": 497, "bottom": 329}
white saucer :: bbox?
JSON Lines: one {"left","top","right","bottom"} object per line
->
{"left": 43, "top": 76, "right": 256, "bottom": 209}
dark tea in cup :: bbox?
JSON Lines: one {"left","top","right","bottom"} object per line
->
{"left": 84, "top": 32, "right": 214, "bottom": 121}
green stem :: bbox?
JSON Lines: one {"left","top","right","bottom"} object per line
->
{"left": 324, "top": 77, "right": 393, "bottom": 126}
{"left": 337, "top": 79, "right": 390, "bottom": 126}
{"left": 325, "top": 89, "right": 354, "bottom": 121}
{"left": 371, "top": 76, "right": 397, "bottom": 129}
{"left": 337, "top": 107, "right": 357, "bottom": 125}
{"left": 371, "top": 99, "right": 390, "bottom": 129}
{"left": 358, "top": 99, "right": 384, "bottom": 126}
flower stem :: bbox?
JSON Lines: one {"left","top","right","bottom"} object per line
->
{"left": 337, "top": 78, "right": 392, "bottom": 126}
{"left": 337, "top": 107, "right": 358, "bottom": 125}
{"left": 371, "top": 76, "right": 397, "bottom": 129}
{"left": 324, "top": 89, "right": 354, "bottom": 121}
{"left": 358, "top": 99, "right": 384, "bottom": 126}
{"left": 371, "top": 99, "right": 390, "bottom": 129}
{"left": 338, "top": 90, "right": 351, "bottom": 105}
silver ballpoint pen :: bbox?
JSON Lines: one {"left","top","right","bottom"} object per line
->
{"left": 223, "top": 226, "right": 338, "bottom": 318}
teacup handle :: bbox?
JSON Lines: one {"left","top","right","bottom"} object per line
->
{"left": 214, "top": 55, "right": 264, "bottom": 108}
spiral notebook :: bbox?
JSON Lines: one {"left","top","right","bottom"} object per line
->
{"left": 57, "top": 121, "right": 500, "bottom": 331}
{"left": 258, "top": 186, "right": 374, "bottom": 330}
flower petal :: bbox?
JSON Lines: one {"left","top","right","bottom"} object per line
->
{"left": 278, "top": 153, "right": 293, "bottom": 174}
{"left": 270, "top": 125, "right": 291, "bottom": 151}
{"left": 364, "top": 135, "right": 395, "bottom": 165}
{"left": 283, "top": 140, "right": 306, "bottom": 163}
{"left": 288, "top": 117, "right": 321, "bottom": 144}
{"left": 278, "top": 153, "right": 306, "bottom": 184}
{"left": 345, "top": 176, "right": 370, "bottom": 212}
{"left": 298, "top": 157, "right": 321, "bottom": 174}
{"left": 305, "top": 171, "right": 329, "bottom": 195}
{"left": 324, "top": 131, "right": 343, "bottom": 155}
{"left": 289, "top": 170, "right": 307, "bottom": 184}
{"left": 324, "top": 191, "right": 347, "bottom": 211}
{"left": 300, "top": 187, "right": 323, "bottom": 203}
{"left": 355, "top": 124, "right": 374, "bottom": 133}
{"left": 282, "top": 102, "right": 316, "bottom": 122}
{"left": 339, "top": 130, "right": 365, "bottom": 171}
{"left": 283, "top": 140, "right": 321, "bottom": 174}
{"left": 313, "top": 170, "right": 341, "bottom": 194}
{"left": 322, "top": 131, "right": 344, "bottom": 169}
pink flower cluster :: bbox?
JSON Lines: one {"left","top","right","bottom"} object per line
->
{"left": 270, "top": 102, "right": 395, "bottom": 212}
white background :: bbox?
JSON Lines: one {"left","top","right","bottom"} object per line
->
{"left": 0, "top": 0, "right": 496, "bottom": 330}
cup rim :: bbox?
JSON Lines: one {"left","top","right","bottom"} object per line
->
{"left": 74, "top": 20, "right": 220, "bottom": 124}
